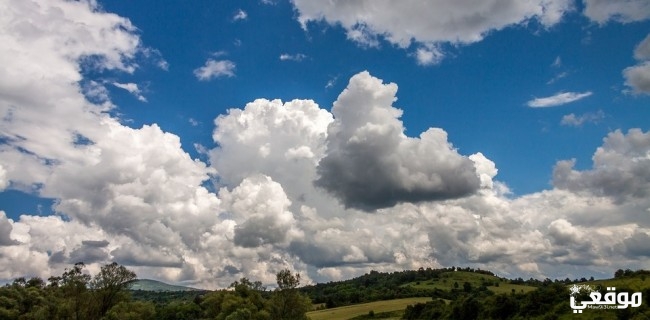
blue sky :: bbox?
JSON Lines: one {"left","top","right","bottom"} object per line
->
{"left": 102, "top": 0, "right": 649, "bottom": 195}
{"left": 1, "top": 0, "right": 650, "bottom": 288}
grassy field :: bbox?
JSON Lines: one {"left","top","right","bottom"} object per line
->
{"left": 400, "top": 271, "right": 537, "bottom": 294}
{"left": 306, "top": 297, "right": 432, "bottom": 320}
{"left": 581, "top": 276, "right": 650, "bottom": 291}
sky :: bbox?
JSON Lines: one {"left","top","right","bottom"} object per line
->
{"left": 0, "top": 0, "right": 650, "bottom": 289}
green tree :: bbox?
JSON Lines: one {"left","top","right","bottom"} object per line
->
{"left": 59, "top": 262, "right": 92, "bottom": 320}
{"left": 105, "top": 300, "right": 156, "bottom": 320}
{"left": 90, "top": 262, "right": 137, "bottom": 317}
{"left": 269, "top": 269, "right": 311, "bottom": 320}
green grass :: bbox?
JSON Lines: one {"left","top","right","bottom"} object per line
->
{"left": 306, "top": 297, "right": 432, "bottom": 320}
{"left": 581, "top": 276, "right": 650, "bottom": 292}
{"left": 400, "top": 271, "right": 537, "bottom": 294}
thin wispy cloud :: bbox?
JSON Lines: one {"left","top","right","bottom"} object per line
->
{"left": 112, "top": 82, "right": 147, "bottom": 102}
{"left": 279, "top": 53, "right": 307, "bottom": 61}
{"left": 193, "top": 59, "right": 236, "bottom": 81}
{"left": 527, "top": 91, "right": 593, "bottom": 108}
{"left": 552, "top": 56, "right": 562, "bottom": 67}
{"left": 561, "top": 110, "right": 605, "bottom": 126}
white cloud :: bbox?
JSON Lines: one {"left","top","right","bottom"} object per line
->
{"left": 233, "top": 9, "right": 248, "bottom": 21}
{"left": 553, "top": 129, "right": 650, "bottom": 202}
{"left": 527, "top": 91, "right": 593, "bottom": 107}
{"left": 552, "top": 56, "right": 562, "bottom": 67}
{"left": 414, "top": 44, "right": 444, "bottom": 66}
{"left": 194, "top": 59, "right": 236, "bottom": 80}
{"left": 112, "top": 82, "right": 147, "bottom": 102}
{"left": 0, "top": 165, "right": 8, "bottom": 191}
{"left": 291, "top": 0, "right": 573, "bottom": 62}
{"left": 3, "top": 0, "right": 650, "bottom": 288}
{"left": 560, "top": 110, "right": 605, "bottom": 126}
{"left": 624, "top": 34, "right": 650, "bottom": 94}
{"left": 314, "top": 71, "right": 480, "bottom": 211}
{"left": 634, "top": 34, "right": 650, "bottom": 60}
{"left": 279, "top": 53, "right": 308, "bottom": 61}
{"left": 583, "top": 0, "right": 650, "bottom": 23}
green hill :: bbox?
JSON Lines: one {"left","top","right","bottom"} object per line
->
{"left": 400, "top": 270, "right": 537, "bottom": 294}
{"left": 128, "top": 279, "right": 203, "bottom": 292}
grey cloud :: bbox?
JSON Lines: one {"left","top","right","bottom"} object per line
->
{"left": 81, "top": 240, "right": 109, "bottom": 247}
{"left": 69, "top": 244, "right": 109, "bottom": 264}
{"left": 560, "top": 110, "right": 605, "bottom": 127}
{"left": 48, "top": 250, "right": 67, "bottom": 265}
{"left": 0, "top": 212, "right": 19, "bottom": 246}
{"left": 234, "top": 216, "right": 290, "bottom": 248}
{"left": 624, "top": 34, "right": 650, "bottom": 94}
{"left": 553, "top": 129, "right": 650, "bottom": 202}
{"left": 111, "top": 245, "right": 183, "bottom": 268}
{"left": 624, "top": 231, "right": 650, "bottom": 257}
{"left": 289, "top": 240, "right": 393, "bottom": 268}
{"left": 315, "top": 71, "right": 480, "bottom": 211}
{"left": 583, "top": 0, "right": 650, "bottom": 23}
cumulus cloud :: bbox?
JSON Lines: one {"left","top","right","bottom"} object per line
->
{"left": 527, "top": 91, "right": 593, "bottom": 107}
{"left": 560, "top": 110, "right": 605, "bottom": 126}
{"left": 0, "top": 211, "right": 19, "bottom": 246}
{"left": 220, "top": 175, "right": 302, "bottom": 248}
{"left": 112, "top": 82, "right": 147, "bottom": 102}
{"left": 624, "top": 34, "right": 650, "bottom": 94}
{"left": 553, "top": 129, "right": 650, "bottom": 202}
{"left": 315, "top": 71, "right": 480, "bottom": 211}
{"left": 583, "top": 0, "right": 650, "bottom": 23}
{"left": 291, "top": 0, "right": 573, "bottom": 62}
{"left": 3, "top": 0, "right": 650, "bottom": 289}
{"left": 209, "top": 98, "right": 333, "bottom": 209}
{"left": 194, "top": 59, "right": 236, "bottom": 80}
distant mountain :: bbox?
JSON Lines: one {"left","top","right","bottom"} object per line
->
{"left": 128, "top": 279, "right": 204, "bottom": 292}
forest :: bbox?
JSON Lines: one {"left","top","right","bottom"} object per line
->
{"left": 1, "top": 263, "right": 650, "bottom": 319}
{"left": 0, "top": 263, "right": 311, "bottom": 320}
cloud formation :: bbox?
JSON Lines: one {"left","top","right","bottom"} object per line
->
{"left": 315, "top": 72, "right": 481, "bottom": 211}
{"left": 624, "top": 34, "right": 650, "bottom": 94}
{"left": 583, "top": 0, "right": 650, "bottom": 23}
{"left": 112, "top": 82, "right": 147, "bottom": 102}
{"left": 279, "top": 53, "right": 308, "bottom": 61}
{"left": 527, "top": 91, "right": 593, "bottom": 107}
{"left": 194, "top": 59, "right": 236, "bottom": 80}
{"left": 553, "top": 129, "right": 650, "bottom": 202}
{"left": 2, "top": 0, "right": 650, "bottom": 290}
{"left": 291, "top": 0, "right": 573, "bottom": 63}
{"left": 560, "top": 110, "right": 605, "bottom": 126}
{"left": 233, "top": 9, "right": 248, "bottom": 21}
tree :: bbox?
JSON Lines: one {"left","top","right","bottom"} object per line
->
{"left": 269, "top": 269, "right": 311, "bottom": 320}
{"left": 60, "top": 262, "right": 92, "bottom": 320}
{"left": 91, "top": 262, "right": 137, "bottom": 317}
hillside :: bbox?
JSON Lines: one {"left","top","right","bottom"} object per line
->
{"left": 128, "top": 279, "right": 203, "bottom": 292}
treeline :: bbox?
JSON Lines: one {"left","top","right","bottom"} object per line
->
{"left": 301, "top": 266, "right": 499, "bottom": 308}
{"left": 0, "top": 263, "right": 312, "bottom": 320}
{"left": 0, "top": 262, "right": 139, "bottom": 319}
{"left": 403, "top": 276, "right": 650, "bottom": 319}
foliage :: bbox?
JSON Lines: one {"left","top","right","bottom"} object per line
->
{"left": 0, "top": 262, "right": 142, "bottom": 320}
{"left": 3, "top": 265, "right": 650, "bottom": 320}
